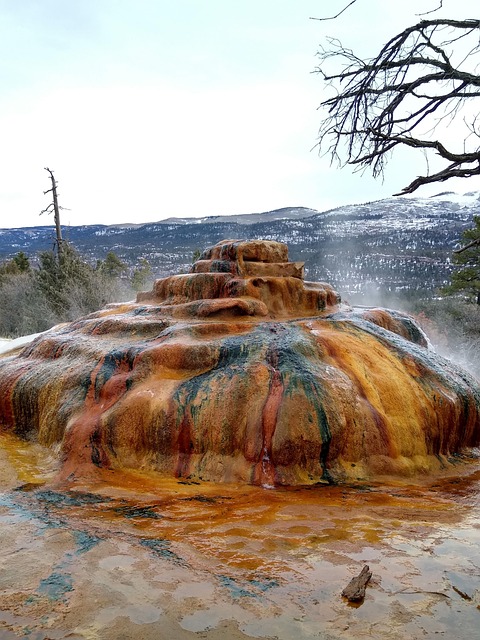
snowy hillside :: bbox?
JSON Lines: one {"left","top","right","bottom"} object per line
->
{"left": 0, "top": 192, "right": 478, "bottom": 299}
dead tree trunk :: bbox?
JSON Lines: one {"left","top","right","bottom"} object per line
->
{"left": 41, "top": 167, "right": 64, "bottom": 257}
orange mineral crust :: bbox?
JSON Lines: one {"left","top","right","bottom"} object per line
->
{"left": 0, "top": 239, "right": 478, "bottom": 486}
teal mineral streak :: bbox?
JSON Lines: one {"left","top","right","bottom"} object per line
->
{"left": 248, "top": 577, "right": 279, "bottom": 593}
{"left": 114, "top": 504, "right": 163, "bottom": 519}
{"left": 170, "top": 328, "right": 268, "bottom": 462}
{"left": 31, "top": 523, "right": 99, "bottom": 601}
{"left": 218, "top": 574, "right": 256, "bottom": 599}
{"left": 218, "top": 574, "right": 279, "bottom": 600}
{"left": 0, "top": 493, "right": 37, "bottom": 525}
{"left": 72, "top": 530, "right": 102, "bottom": 555}
{"left": 140, "top": 538, "right": 186, "bottom": 566}
{"left": 38, "top": 571, "right": 74, "bottom": 602}
{"left": 10, "top": 492, "right": 103, "bottom": 601}
{"left": 172, "top": 328, "right": 267, "bottom": 424}
{"left": 35, "top": 489, "right": 111, "bottom": 507}
{"left": 171, "top": 323, "right": 333, "bottom": 477}
{"left": 93, "top": 347, "right": 139, "bottom": 401}
{"left": 261, "top": 323, "right": 332, "bottom": 477}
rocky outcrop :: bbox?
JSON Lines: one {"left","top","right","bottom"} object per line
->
{"left": 0, "top": 239, "right": 479, "bottom": 486}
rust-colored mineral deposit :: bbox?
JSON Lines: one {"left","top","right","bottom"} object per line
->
{"left": 0, "top": 239, "right": 479, "bottom": 486}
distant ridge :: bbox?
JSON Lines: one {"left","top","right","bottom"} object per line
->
{"left": 0, "top": 192, "right": 478, "bottom": 299}
{"left": 156, "top": 206, "right": 320, "bottom": 226}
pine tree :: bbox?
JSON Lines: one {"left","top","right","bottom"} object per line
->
{"left": 444, "top": 216, "right": 480, "bottom": 305}
{"left": 97, "top": 251, "right": 127, "bottom": 279}
{"left": 131, "top": 258, "right": 152, "bottom": 292}
{"left": 12, "top": 252, "right": 30, "bottom": 272}
{"left": 0, "top": 252, "right": 30, "bottom": 281}
{"left": 35, "top": 244, "right": 96, "bottom": 316}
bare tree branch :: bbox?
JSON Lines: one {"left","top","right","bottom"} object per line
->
{"left": 417, "top": 1, "right": 443, "bottom": 16}
{"left": 310, "top": 1, "right": 358, "bottom": 22}
{"left": 40, "top": 203, "right": 55, "bottom": 215}
{"left": 314, "top": 18, "right": 480, "bottom": 195}
{"left": 454, "top": 238, "right": 480, "bottom": 254}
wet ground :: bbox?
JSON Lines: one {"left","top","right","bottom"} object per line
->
{"left": 0, "top": 432, "right": 479, "bottom": 640}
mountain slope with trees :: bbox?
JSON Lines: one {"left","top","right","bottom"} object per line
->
{"left": 443, "top": 215, "right": 480, "bottom": 304}
{"left": 0, "top": 192, "right": 477, "bottom": 302}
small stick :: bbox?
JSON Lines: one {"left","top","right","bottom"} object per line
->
{"left": 452, "top": 585, "right": 472, "bottom": 601}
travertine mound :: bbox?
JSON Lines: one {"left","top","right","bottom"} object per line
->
{"left": 0, "top": 239, "right": 479, "bottom": 486}
{"left": 137, "top": 239, "right": 339, "bottom": 319}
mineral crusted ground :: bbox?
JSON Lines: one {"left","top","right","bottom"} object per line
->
{"left": 0, "top": 433, "right": 479, "bottom": 640}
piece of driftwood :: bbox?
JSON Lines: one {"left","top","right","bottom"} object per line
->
{"left": 452, "top": 585, "right": 472, "bottom": 601}
{"left": 342, "top": 565, "right": 372, "bottom": 602}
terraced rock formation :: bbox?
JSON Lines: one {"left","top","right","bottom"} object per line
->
{"left": 0, "top": 239, "right": 478, "bottom": 485}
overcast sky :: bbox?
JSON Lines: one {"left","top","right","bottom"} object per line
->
{"left": 1, "top": 0, "right": 479, "bottom": 228}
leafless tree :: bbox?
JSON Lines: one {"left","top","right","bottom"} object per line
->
{"left": 41, "top": 167, "right": 68, "bottom": 256}
{"left": 314, "top": 17, "right": 480, "bottom": 194}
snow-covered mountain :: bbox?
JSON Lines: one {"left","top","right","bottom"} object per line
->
{"left": 156, "top": 206, "right": 321, "bottom": 226}
{"left": 0, "top": 192, "right": 478, "bottom": 300}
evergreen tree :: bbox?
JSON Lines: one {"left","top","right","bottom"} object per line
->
{"left": 12, "top": 252, "right": 30, "bottom": 272}
{"left": 131, "top": 258, "right": 152, "bottom": 292}
{"left": 97, "top": 251, "right": 127, "bottom": 279}
{"left": 444, "top": 216, "right": 480, "bottom": 305}
{"left": 0, "top": 252, "right": 31, "bottom": 282}
{"left": 36, "top": 243, "right": 98, "bottom": 317}
{"left": 0, "top": 244, "right": 136, "bottom": 337}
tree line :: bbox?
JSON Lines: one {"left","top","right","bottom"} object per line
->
{"left": 0, "top": 245, "right": 152, "bottom": 337}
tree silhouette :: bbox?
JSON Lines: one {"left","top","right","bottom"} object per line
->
{"left": 41, "top": 167, "right": 68, "bottom": 256}
{"left": 314, "top": 17, "right": 480, "bottom": 194}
